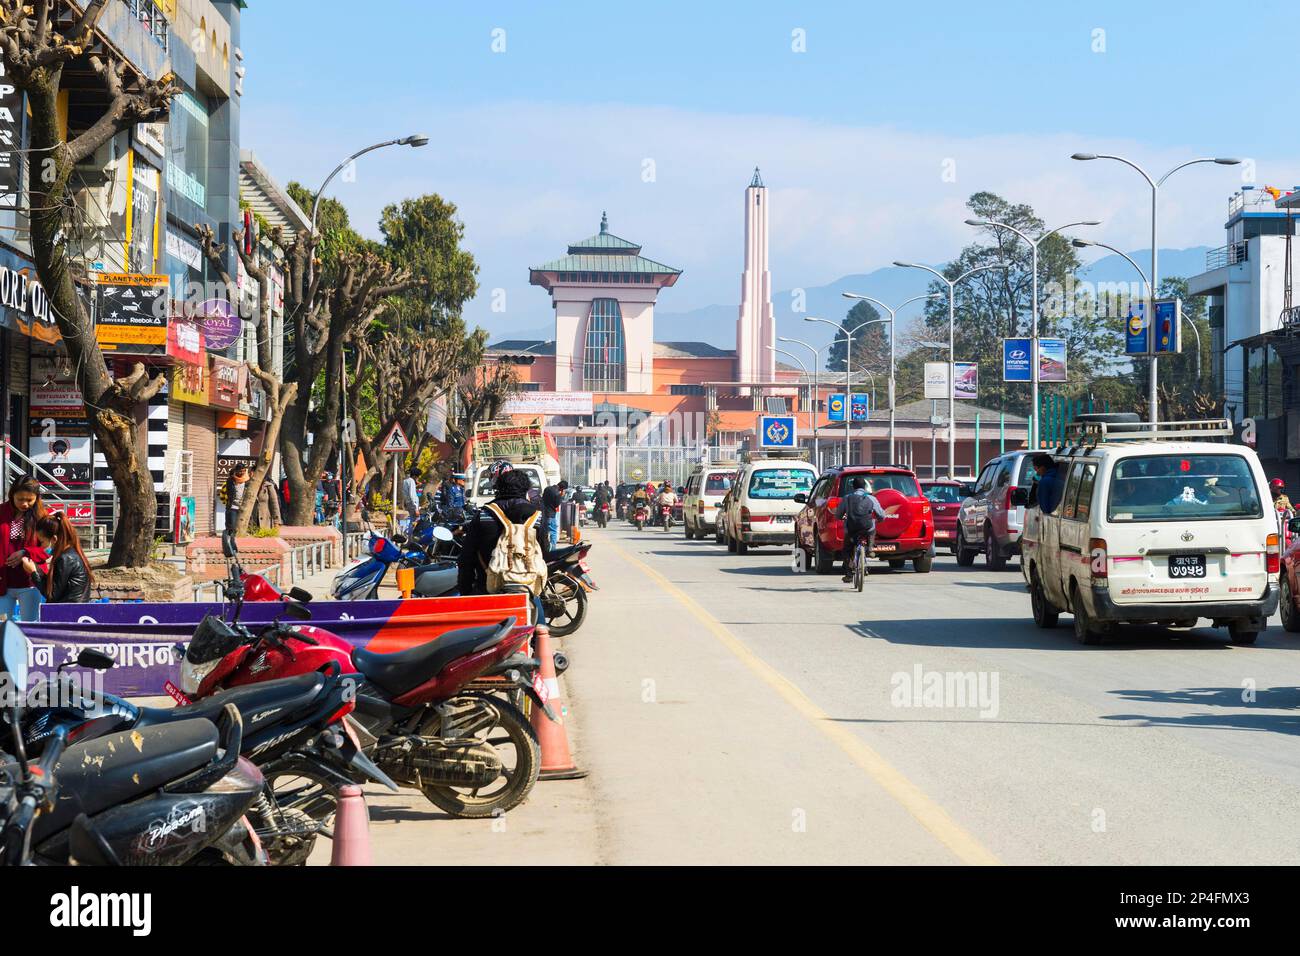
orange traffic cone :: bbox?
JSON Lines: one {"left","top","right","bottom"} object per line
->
{"left": 531, "top": 624, "right": 587, "bottom": 780}
{"left": 330, "top": 784, "right": 373, "bottom": 866}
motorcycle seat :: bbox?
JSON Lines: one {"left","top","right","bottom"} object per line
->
{"left": 34, "top": 719, "right": 219, "bottom": 841}
{"left": 413, "top": 559, "right": 457, "bottom": 575}
{"left": 351, "top": 618, "right": 516, "bottom": 698}
{"left": 137, "top": 673, "right": 327, "bottom": 729}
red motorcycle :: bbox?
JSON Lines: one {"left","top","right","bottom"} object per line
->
{"left": 660, "top": 503, "right": 673, "bottom": 533}
{"left": 183, "top": 534, "right": 550, "bottom": 820}
{"left": 632, "top": 502, "right": 649, "bottom": 531}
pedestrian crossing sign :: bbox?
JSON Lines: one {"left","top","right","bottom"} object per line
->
{"left": 381, "top": 422, "right": 412, "bottom": 453}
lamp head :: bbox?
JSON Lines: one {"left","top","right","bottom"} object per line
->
{"left": 1071, "top": 238, "right": 1093, "bottom": 249}
{"left": 1071, "top": 152, "right": 1097, "bottom": 161}
{"left": 964, "top": 219, "right": 988, "bottom": 227}
{"left": 1214, "top": 157, "right": 1243, "bottom": 165}
{"left": 402, "top": 134, "right": 430, "bottom": 147}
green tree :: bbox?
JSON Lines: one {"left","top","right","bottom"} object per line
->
{"left": 826, "top": 300, "right": 889, "bottom": 388}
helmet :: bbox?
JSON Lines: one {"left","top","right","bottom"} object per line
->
{"left": 1271, "top": 478, "right": 1286, "bottom": 491}
{"left": 486, "top": 460, "right": 514, "bottom": 487}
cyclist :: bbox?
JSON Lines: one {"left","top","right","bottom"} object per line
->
{"left": 833, "top": 475, "right": 885, "bottom": 583}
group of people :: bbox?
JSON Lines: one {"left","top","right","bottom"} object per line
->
{"left": 400, "top": 468, "right": 467, "bottom": 523}
{"left": 0, "top": 476, "right": 93, "bottom": 620}
{"left": 627, "top": 481, "right": 679, "bottom": 525}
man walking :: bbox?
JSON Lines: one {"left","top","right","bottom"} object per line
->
{"left": 542, "top": 479, "right": 567, "bottom": 551}
{"left": 401, "top": 467, "right": 421, "bottom": 525}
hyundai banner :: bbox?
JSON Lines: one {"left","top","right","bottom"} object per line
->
{"left": 1003, "top": 339, "right": 1031, "bottom": 382}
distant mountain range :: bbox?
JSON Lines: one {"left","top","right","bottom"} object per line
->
{"left": 651, "top": 246, "right": 1214, "bottom": 355}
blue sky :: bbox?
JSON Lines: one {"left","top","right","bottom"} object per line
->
{"left": 241, "top": 1, "right": 1300, "bottom": 343}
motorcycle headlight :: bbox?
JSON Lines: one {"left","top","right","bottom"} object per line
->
{"left": 180, "top": 656, "right": 219, "bottom": 695}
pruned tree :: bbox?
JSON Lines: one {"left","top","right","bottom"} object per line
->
{"left": 4, "top": 0, "right": 181, "bottom": 566}
{"left": 196, "top": 224, "right": 298, "bottom": 535}
{"left": 445, "top": 364, "right": 519, "bottom": 462}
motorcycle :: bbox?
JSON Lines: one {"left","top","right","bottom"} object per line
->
{"left": 596, "top": 501, "right": 610, "bottom": 528}
{"left": 1, "top": 625, "right": 266, "bottom": 866}
{"left": 183, "top": 540, "right": 548, "bottom": 820}
{"left": 542, "top": 542, "right": 596, "bottom": 637}
{"left": 660, "top": 503, "right": 673, "bottom": 533}
{"left": 633, "top": 501, "right": 648, "bottom": 531}
{"left": 330, "top": 528, "right": 459, "bottom": 601}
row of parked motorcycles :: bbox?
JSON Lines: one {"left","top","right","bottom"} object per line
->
{"left": 329, "top": 506, "right": 598, "bottom": 637}
{"left": 0, "top": 529, "right": 568, "bottom": 866}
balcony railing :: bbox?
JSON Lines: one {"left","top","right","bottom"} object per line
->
{"left": 122, "top": 0, "right": 169, "bottom": 51}
{"left": 1206, "top": 241, "right": 1248, "bottom": 270}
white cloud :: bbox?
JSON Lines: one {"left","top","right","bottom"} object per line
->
{"left": 243, "top": 100, "right": 1298, "bottom": 340}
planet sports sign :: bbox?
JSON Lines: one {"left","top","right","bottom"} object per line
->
{"left": 0, "top": 262, "right": 52, "bottom": 327}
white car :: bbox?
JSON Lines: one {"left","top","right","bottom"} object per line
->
{"left": 722, "top": 455, "right": 818, "bottom": 555}
{"left": 1020, "top": 417, "right": 1279, "bottom": 645}
{"left": 682, "top": 463, "right": 738, "bottom": 540}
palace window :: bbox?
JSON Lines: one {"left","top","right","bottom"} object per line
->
{"left": 583, "top": 298, "right": 626, "bottom": 391}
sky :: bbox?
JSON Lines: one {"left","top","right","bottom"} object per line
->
{"left": 240, "top": 1, "right": 1300, "bottom": 344}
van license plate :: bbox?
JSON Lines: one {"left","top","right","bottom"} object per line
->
{"left": 1169, "top": 554, "right": 1206, "bottom": 578}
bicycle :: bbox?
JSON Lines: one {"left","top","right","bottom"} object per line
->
{"left": 845, "top": 529, "right": 871, "bottom": 592}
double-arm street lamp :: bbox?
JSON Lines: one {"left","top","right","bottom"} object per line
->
{"left": 773, "top": 339, "right": 823, "bottom": 467}
{"left": 308, "top": 134, "right": 428, "bottom": 553}
{"left": 804, "top": 315, "right": 866, "bottom": 465}
{"left": 961, "top": 219, "right": 1100, "bottom": 450}
{"left": 1071, "top": 152, "right": 1241, "bottom": 425}
{"left": 841, "top": 291, "right": 943, "bottom": 464}
{"left": 892, "top": 261, "right": 1008, "bottom": 477}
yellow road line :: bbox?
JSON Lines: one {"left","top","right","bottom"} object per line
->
{"left": 605, "top": 537, "right": 1002, "bottom": 866}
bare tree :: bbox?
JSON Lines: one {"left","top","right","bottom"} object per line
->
{"left": 196, "top": 225, "right": 298, "bottom": 534}
{"left": 445, "top": 364, "right": 519, "bottom": 463}
{"left": 3, "top": 1, "right": 181, "bottom": 566}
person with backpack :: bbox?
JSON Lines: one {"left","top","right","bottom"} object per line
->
{"left": 833, "top": 476, "right": 887, "bottom": 583}
{"left": 457, "top": 465, "right": 551, "bottom": 625}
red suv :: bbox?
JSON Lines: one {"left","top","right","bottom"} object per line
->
{"left": 794, "top": 466, "right": 935, "bottom": 574}
{"left": 920, "top": 478, "right": 964, "bottom": 554}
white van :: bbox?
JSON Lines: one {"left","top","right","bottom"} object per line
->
{"left": 465, "top": 455, "right": 561, "bottom": 508}
{"left": 1020, "top": 418, "right": 1279, "bottom": 645}
{"left": 682, "top": 462, "right": 738, "bottom": 540}
{"left": 722, "top": 455, "right": 818, "bottom": 554}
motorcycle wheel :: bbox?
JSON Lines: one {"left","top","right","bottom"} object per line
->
{"left": 418, "top": 696, "right": 540, "bottom": 819}
{"left": 544, "top": 575, "right": 588, "bottom": 637}
{"left": 256, "top": 761, "right": 341, "bottom": 865}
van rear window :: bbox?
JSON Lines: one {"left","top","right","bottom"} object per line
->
{"left": 747, "top": 468, "right": 815, "bottom": 500}
{"left": 841, "top": 473, "right": 920, "bottom": 497}
{"left": 704, "top": 473, "right": 735, "bottom": 494}
{"left": 1106, "top": 454, "right": 1263, "bottom": 522}
{"left": 476, "top": 468, "right": 542, "bottom": 496}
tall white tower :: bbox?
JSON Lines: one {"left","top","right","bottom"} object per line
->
{"left": 736, "top": 167, "right": 776, "bottom": 390}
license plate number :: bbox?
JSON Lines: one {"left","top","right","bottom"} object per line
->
{"left": 773, "top": 515, "right": 793, "bottom": 524}
{"left": 578, "top": 559, "right": 590, "bottom": 572}
{"left": 873, "top": 543, "right": 896, "bottom": 553}
{"left": 1169, "top": 554, "right": 1206, "bottom": 578}
{"left": 935, "top": 530, "right": 951, "bottom": 539}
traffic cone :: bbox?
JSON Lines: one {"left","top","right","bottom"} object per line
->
{"left": 330, "top": 785, "right": 373, "bottom": 866}
{"left": 531, "top": 624, "right": 587, "bottom": 780}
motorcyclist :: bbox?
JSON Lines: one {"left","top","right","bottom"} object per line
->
{"left": 1271, "top": 477, "right": 1292, "bottom": 517}
{"left": 593, "top": 482, "right": 612, "bottom": 527}
{"left": 654, "top": 482, "right": 678, "bottom": 515}
{"left": 630, "top": 483, "right": 651, "bottom": 523}
{"left": 833, "top": 476, "right": 886, "bottom": 582}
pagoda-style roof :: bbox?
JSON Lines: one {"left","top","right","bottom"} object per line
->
{"left": 529, "top": 213, "right": 682, "bottom": 284}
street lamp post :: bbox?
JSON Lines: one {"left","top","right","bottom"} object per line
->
{"left": 893, "top": 261, "right": 1009, "bottom": 477}
{"left": 1071, "top": 152, "right": 1241, "bottom": 425}
{"left": 962, "top": 219, "right": 1100, "bottom": 449}
{"left": 805, "top": 315, "right": 862, "bottom": 466}
{"left": 841, "top": 291, "right": 943, "bottom": 464}
{"left": 769, "top": 345, "right": 815, "bottom": 464}
{"left": 778, "top": 336, "right": 822, "bottom": 469}
{"left": 308, "top": 134, "right": 428, "bottom": 558}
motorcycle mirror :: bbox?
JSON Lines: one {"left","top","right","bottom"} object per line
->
{"left": 1, "top": 619, "right": 30, "bottom": 695}
{"left": 432, "top": 526, "right": 454, "bottom": 543}
{"left": 285, "top": 601, "right": 313, "bottom": 621}
{"left": 392, "top": 534, "right": 408, "bottom": 545}
{"left": 286, "top": 587, "right": 313, "bottom": 603}
{"left": 75, "top": 649, "right": 116, "bottom": 671}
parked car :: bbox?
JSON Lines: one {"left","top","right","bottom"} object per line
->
{"left": 956, "top": 451, "right": 1035, "bottom": 569}
{"left": 795, "top": 465, "right": 936, "bottom": 573}
{"left": 683, "top": 463, "right": 738, "bottom": 540}
{"left": 714, "top": 488, "right": 734, "bottom": 545}
{"left": 1021, "top": 417, "right": 1279, "bottom": 645}
{"left": 723, "top": 456, "right": 819, "bottom": 554}
{"left": 920, "top": 478, "right": 966, "bottom": 554}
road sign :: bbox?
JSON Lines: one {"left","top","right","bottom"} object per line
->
{"left": 381, "top": 422, "right": 412, "bottom": 453}
{"left": 758, "top": 414, "right": 797, "bottom": 449}
{"left": 827, "top": 393, "right": 847, "bottom": 422}
{"left": 850, "top": 393, "right": 870, "bottom": 422}
{"left": 1003, "top": 339, "right": 1031, "bottom": 382}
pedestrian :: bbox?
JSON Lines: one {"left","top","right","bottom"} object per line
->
{"left": 0, "top": 476, "right": 49, "bottom": 621}
{"left": 541, "top": 479, "right": 567, "bottom": 551}
{"left": 23, "top": 511, "right": 91, "bottom": 604}
{"left": 1031, "top": 453, "right": 1064, "bottom": 514}
{"left": 401, "top": 466, "right": 421, "bottom": 524}
{"left": 254, "top": 474, "right": 281, "bottom": 530}
{"left": 223, "top": 463, "right": 251, "bottom": 531}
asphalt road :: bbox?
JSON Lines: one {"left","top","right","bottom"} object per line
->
{"left": 560, "top": 519, "right": 1300, "bottom": 865}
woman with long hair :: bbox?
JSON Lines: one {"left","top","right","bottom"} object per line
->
{"left": 0, "top": 476, "right": 49, "bottom": 620}
{"left": 23, "top": 511, "right": 92, "bottom": 604}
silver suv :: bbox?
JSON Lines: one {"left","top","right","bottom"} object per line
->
{"left": 956, "top": 451, "right": 1034, "bottom": 570}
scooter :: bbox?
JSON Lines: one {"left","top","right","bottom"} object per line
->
{"left": 661, "top": 503, "right": 673, "bottom": 533}
{"left": 330, "top": 528, "right": 460, "bottom": 601}
{"left": 542, "top": 542, "right": 596, "bottom": 637}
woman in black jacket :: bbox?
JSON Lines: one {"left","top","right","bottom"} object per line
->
{"left": 22, "top": 512, "right": 92, "bottom": 604}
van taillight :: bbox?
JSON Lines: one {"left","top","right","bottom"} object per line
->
{"left": 1088, "top": 538, "right": 1108, "bottom": 581}
{"left": 1267, "top": 533, "right": 1280, "bottom": 575}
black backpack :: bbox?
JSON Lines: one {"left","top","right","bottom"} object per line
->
{"left": 843, "top": 492, "right": 877, "bottom": 528}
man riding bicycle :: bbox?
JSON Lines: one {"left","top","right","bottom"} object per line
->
{"left": 833, "top": 476, "right": 886, "bottom": 582}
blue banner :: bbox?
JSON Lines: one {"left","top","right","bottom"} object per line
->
{"left": 1003, "top": 338, "right": 1031, "bottom": 382}
{"left": 1125, "top": 302, "right": 1150, "bottom": 355}
{"left": 1152, "top": 299, "right": 1180, "bottom": 354}
{"left": 850, "top": 393, "right": 870, "bottom": 421}
{"left": 827, "top": 393, "right": 846, "bottom": 422}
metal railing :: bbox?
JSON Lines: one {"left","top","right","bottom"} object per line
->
{"left": 287, "top": 541, "right": 331, "bottom": 583}
{"left": 1206, "top": 242, "right": 1248, "bottom": 270}
{"left": 122, "top": 0, "right": 169, "bottom": 50}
